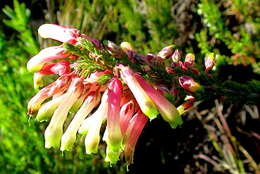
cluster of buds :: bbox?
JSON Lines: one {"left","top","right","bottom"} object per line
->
{"left": 27, "top": 24, "right": 214, "bottom": 165}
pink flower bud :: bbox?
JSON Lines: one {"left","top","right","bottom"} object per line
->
{"left": 184, "top": 53, "right": 195, "bottom": 67}
{"left": 27, "top": 46, "right": 71, "bottom": 72}
{"left": 157, "top": 45, "right": 174, "bottom": 59}
{"left": 39, "top": 60, "right": 71, "bottom": 75}
{"left": 171, "top": 49, "right": 181, "bottom": 63}
{"left": 204, "top": 53, "right": 215, "bottom": 72}
{"left": 38, "top": 24, "right": 80, "bottom": 44}
{"left": 177, "top": 101, "right": 194, "bottom": 115}
{"left": 178, "top": 76, "right": 202, "bottom": 93}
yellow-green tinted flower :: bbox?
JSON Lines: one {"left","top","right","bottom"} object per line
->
{"left": 44, "top": 78, "right": 83, "bottom": 148}
{"left": 36, "top": 94, "right": 66, "bottom": 122}
{"left": 135, "top": 74, "right": 182, "bottom": 128}
{"left": 84, "top": 91, "right": 108, "bottom": 154}
{"left": 119, "top": 65, "right": 159, "bottom": 120}
{"left": 60, "top": 91, "right": 101, "bottom": 151}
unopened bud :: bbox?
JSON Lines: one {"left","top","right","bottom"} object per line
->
{"left": 105, "top": 40, "right": 123, "bottom": 57}
{"left": 184, "top": 53, "right": 195, "bottom": 66}
{"left": 204, "top": 53, "right": 215, "bottom": 72}
{"left": 179, "top": 76, "right": 202, "bottom": 93}
{"left": 171, "top": 49, "right": 181, "bottom": 63}
{"left": 157, "top": 45, "right": 174, "bottom": 59}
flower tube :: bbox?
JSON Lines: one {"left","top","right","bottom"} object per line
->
{"left": 105, "top": 78, "right": 123, "bottom": 163}
{"left": 27, "top": 75, "right": 71, "bottom": 115}
{"left": 27, "top": 46, "right": 71, "bottom": 72}
{"left": 123, "top": 110, "right": 148, "bottom": 164}
{"left": 60, "top": 90, "right": 101, "bottom": 151}
{"left": 118, "top": 65, "right": 159, "bottom": 120}
{"left": 84, "top": 91, "right": 108, "bottom": 154}
{"left": 38, "top": 24, "right": 80, "bottom": 44}
{"left": 135, "top": 74, "right": 182, "bottom": 128}
{"left": 120, "top": 100, "right": 135, "bottom": 136}
{"left": 44, "top": 78, "right": 83, "bottom": 148}
{"left": 36, "top": 94, "right": 66, "bottom": 122}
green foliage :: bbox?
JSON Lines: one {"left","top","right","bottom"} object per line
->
{"left": 197, "top": 0, "right": 260, "bottom": 71}
{"left": 3, "top": 0, "right": 39, "bottom": 55}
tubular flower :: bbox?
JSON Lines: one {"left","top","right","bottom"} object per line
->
{"left": 119, "top": 100, "right": 135, "bottom": 136}
{"left": 27, "top": 75, "right": 71, "bottom": 115}
{"left": 123, "top": 110, "right": 148, "bottom": 164}
{"left": 178, "top": 76, "right": 202, "bottom": 93}
{"left": 204, "top": 53, "right": 215, "bottom": 72}
{"left": 84, "top": 91, "right": 108, "bottom": 154}
{"left": 36, "top": 94, "right": 66, "bottom": 122}
{"left": 135, "top": 74, "right": 182, "bottom": 128}
{"left": 157, "top": 45, "right": 174, "bottom": 59}
{"left": 105, "top": 78, "right": 124, "bottom": 163}
{"left": 44, "top": 77, "right": 84, "bottom": 148}
{"left": 118, "top": 65, "right": 159, "bottom": 120}
{"left": 38, "top": 24, "right": 80, "bottom": 44}
{"left": 27, "top": 46, "right": 71, "bottom": 72}
{"left": 61, "top": 89, "right": 101, "bottom": 151}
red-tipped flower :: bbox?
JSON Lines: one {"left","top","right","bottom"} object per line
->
{"left": 38, "top": 24, "right": 80, "bottom": 44}
{"left": 27, "top": 46, "right": 71, "bottom": 72}
{"left": 39, "top": 60, "right": 71, "bottom": 75}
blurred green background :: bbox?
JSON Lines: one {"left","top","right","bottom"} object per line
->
{"left": 0, "top": 0, "right": 259, "bottom": 173}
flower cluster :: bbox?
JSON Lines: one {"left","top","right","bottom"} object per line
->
{"left": 27, "top": 24, "right": 215, "bottom": 164}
